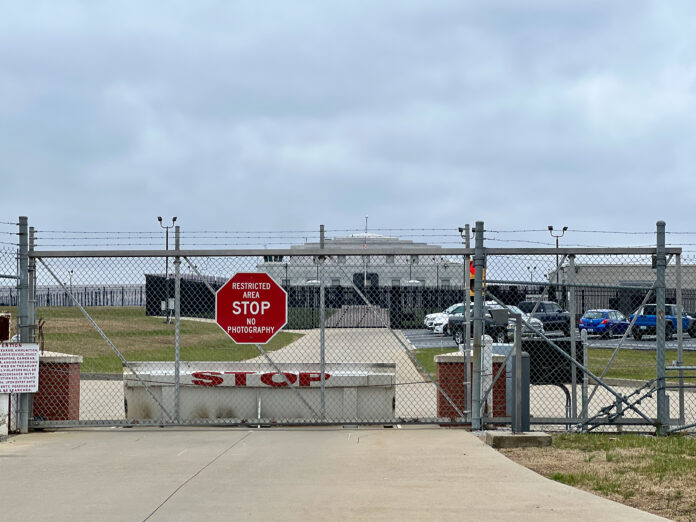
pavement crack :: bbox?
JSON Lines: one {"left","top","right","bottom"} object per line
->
{"left": 142, "top": 432, "right": 251, "bottom": 521}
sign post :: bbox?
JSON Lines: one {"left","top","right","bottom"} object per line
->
{"left": 216, "top": 272, "right": 288, "bottom": 345}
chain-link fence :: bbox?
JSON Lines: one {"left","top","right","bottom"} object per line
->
{"left": 6, "top": 219, "right": 696, "bottom": 434}
{"left": 0, "top": 222, "right": 19, "bottom": 435}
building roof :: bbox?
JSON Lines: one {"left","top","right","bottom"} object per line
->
{"left": 290, "top": 234, "right": 442, "bottom": 252}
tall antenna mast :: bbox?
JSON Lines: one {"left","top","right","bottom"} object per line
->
{"left": 363, "top": 215, "right": 368, "bottom": 287}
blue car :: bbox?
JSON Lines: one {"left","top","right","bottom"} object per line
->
{"left": 578, "top": 309, "right": 629, "bottom": 338}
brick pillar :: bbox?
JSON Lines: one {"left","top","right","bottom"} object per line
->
{"left": 32, "top": 352, "right": 82, "bottom": 421}
{"left": 436, "top": 351, "right": 507, "bottom": 422}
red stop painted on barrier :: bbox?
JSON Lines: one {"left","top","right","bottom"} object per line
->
{"left": 216, "top": 272, "right": 288, "bottom": 345}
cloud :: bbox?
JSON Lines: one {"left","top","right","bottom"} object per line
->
{"left": 1, "top": 1, "right": 696, "bottom": 241}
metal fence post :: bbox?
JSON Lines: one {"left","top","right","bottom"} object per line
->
{"left": 581, "top": 329, "right": 588, "bottom": 426}
{"left": 676, "top": 253, "right": 685, "bottom": 426}
{"left": 28, "top": 227, "right": 36, "bottom": 343}
{"left": 319, "top": 225, "right": 326, "bottom": 419}
{"left": 18, "top": 217, "right": 30, "bottom": 343}
{"left": 17, "top": 217, "right": 32, "bottom": 433}
{"left": 472, "top": 221, "right": 484, "bottom": 430}
{"left": 174, "top": 225, "right": 181, "bottom": 422}
{"left": 568, "top": 255, "right": 577, "bottom": 421}
{"left": 656, "top": 220, "right": 668, "bottom": 435}
{"left": 464, "top": 224, "right": 471, "bottom": 354}
{"left": 513, "top": 314, "right": 522, "bottom": 433}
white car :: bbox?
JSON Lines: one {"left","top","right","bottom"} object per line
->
{"left": 424, "top": 303, "right": 464, "bottom": 331}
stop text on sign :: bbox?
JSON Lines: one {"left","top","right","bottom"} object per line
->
{"left": 231, "top": 300, "right": 270, "bottom": 315}
{"left": 191, "top": 371, "right": 331, "bottom": 388}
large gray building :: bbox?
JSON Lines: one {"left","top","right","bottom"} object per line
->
{"left": 257, "top": 233, "right": 466, "bottom": 288}
{"left": 548, "top": 263, "right": 696, "bottom": 313}
{"left": 550, "top": 263, "right": 696, "bottom": 289}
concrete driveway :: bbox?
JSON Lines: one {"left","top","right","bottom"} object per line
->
{"left": 0, "top": 427, "right": 666, "bottom": 521}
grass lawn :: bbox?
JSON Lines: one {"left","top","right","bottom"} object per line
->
{"left": 32, "top": 306, "right": 302, "bottom": 373}
{"left": 412, "top": 348, "right": 460, "bottom": 378}
{"left": 501, "top": 433, "right": 696, "bottom": 521}
{"left": 412, "top": 346, "right": 694, "bottom": 383}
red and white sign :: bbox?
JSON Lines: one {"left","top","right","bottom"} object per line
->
{"left": 216, "top": 272, "right": 288, "bottom": 344}
{"left": 0, "top": 342, "right": 39, "bottom": 393}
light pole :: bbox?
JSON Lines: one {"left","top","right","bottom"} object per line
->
{"left": 527, "top": 265, "right": 536, "bottom": 285}
{"left": 68, "top": 269, "right": 74, "bottom": 306}
{"left": 158, "top": 216, "right": 177, "bottom": 323}
{"left": 548, "top": 225, "right": 567, "bottom": 302}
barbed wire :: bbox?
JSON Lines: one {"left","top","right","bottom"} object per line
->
{"left": 487, "top": 229, "right": 553, "bottom": 233}
{"left": 21, "top": 225, "right": 696, "bottom": 251}
{"left": 0, "top": 220, "right": 18, "bottom": 226}
{"left": 487, "top": 228, "right": 658, "bottom": 235}
{"left": 28, "top": 240, "right": 675, "bottom": 249}
{"left": 33, "top": 241, "right": 306, "bottom": 248}
{"left": 486, "top": 238, "right": 554, "bottom": 246}
{"left": 567, "top": 229, "right": 655, "bottom": 235}
{"left": 37, "top": 230, "right": 163, "bottom": 236}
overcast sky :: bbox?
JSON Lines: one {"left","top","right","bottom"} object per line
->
{"left": 2, "top": 1, "right": 695, "bottom": 249}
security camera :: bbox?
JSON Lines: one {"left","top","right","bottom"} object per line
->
{"left": 458, "top": 227, "right": 464, "bottom": 233}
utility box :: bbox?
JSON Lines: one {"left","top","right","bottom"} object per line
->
{"left": 510, "top": 352, "right": 530, "bottom": 432}
{"left": 0, "top": 313, "right": 10, "bottom": 342}
{"left": 521, "top": 338, "right": 584, "bottom": 385}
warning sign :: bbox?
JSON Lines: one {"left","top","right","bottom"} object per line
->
{"left": 0, "top": 343, "right": 39, "bottom": 393}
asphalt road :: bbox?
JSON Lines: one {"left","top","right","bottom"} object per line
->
{"left": 403, "top": 329, "right": 696, "bottom": 351}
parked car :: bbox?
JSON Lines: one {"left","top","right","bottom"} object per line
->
{"left": 447, "top": 302, "right": 542, "bottom": 344}
{"left": 424, "top": 303, "right": 464, "bottom": 332}
{"left": 517, "top": 301, "right": 571, "bottom": 335}
{"left": 495, "top": 304, "right": 545, "bottom": 342}
{"left": 629, "top": 304, "right": 696, "bottom": 341}
{"left": 578, "top": 309, "right": 629, "bottom": 338}
{"left": 448, "top": 310, "right": 506, "bottom": 344}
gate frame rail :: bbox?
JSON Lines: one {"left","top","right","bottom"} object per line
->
{"left": 23, "top": 231, "right": 682, "bottom": 430}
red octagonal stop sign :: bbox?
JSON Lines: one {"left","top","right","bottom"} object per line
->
{"left": 216, "top": 272, "right": 288, "bottom": 344}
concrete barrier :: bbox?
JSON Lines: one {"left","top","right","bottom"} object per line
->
{"left": 124, "top": 361, "right": 396, "bottom": 422}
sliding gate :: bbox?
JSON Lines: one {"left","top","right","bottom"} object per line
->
{"left": 9, "top": 219, "right": 694, "bottom": 434}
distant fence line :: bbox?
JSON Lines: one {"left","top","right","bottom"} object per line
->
{"left": 2, "top": 278, "right": 695, "bottom": 319}
{"left": 0, "top": 285, "right": 146, "bottom": 308}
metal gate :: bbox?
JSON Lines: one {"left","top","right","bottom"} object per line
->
{"left": 5, "top": 217, "right": 696, "bottom": 434}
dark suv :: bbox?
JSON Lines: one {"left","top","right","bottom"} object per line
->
{"left": 447, "top": 308, "right": 508, "bottom": 345}
{"left": 517, "top": 301, "right": 571, "bottom": 335}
